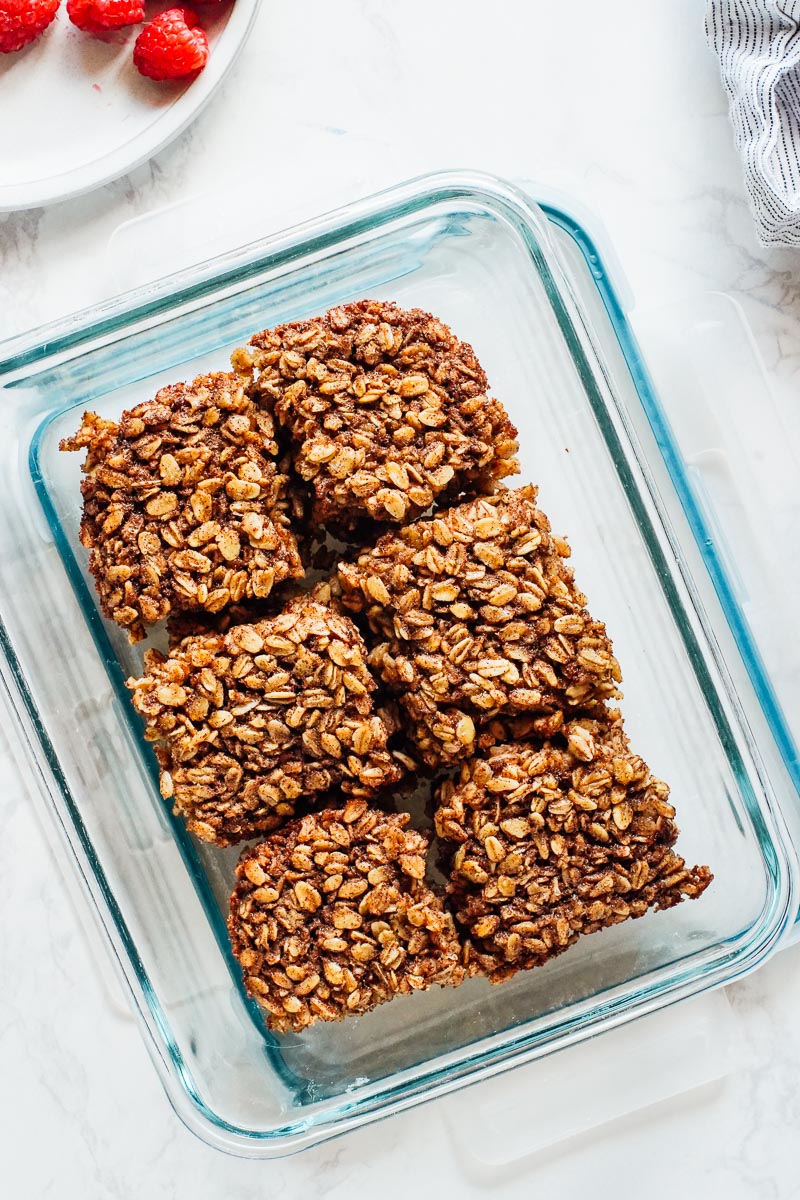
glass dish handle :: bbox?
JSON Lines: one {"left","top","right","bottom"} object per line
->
{"left": 634, "top": 290, "right": 800, "bottom": 624}
{"left": 443, "top": 991, "right": 746, "bottom": 1165}
{"left": 635, "top": 292, "right": 800, "bottom": 862}
{"left": 0, "top": 650, "right": 133, "bottom": 1018}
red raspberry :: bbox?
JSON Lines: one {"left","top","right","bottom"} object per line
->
{"left": 0, "top": 0, "right": 59, "bottom": 52}
{"left": 67, "top": 0, "right": 143, "bottom": 34}
{"left": 133, "top": 6, "right": 208, "bottom": 81}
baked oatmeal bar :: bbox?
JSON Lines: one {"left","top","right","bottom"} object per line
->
{"left": 60, "top": 372, "right": 304, "bottom": 642}
{"left": 232, "top": 300, "right": 520, "bottom": 529}
{"left": 434, "top": 713, "right": 713, "bottom": 982}
{"left": 229, "top": 805, "right": 466, "bottom": 1032}
{"left": 338, "top": 485, "right": 622, "bottom": 767}
{"left": 127, "top": 597, "right": 407, "bottom": 846}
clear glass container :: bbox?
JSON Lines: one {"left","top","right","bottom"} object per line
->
{"left": 0, "top": 171, "right": 797, "bottom": 1157}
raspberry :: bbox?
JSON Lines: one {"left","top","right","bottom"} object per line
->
{"left": 133, "top": 6, "right": 208, "bottom": 81}
{"left": 67, "top": 0, "right": 143, "bottom": 34}
{"left": 0, "top": 0, "right": 59, "bottom": 52}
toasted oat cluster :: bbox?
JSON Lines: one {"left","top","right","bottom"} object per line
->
{"left": 229, "top": 805, "right": 466, "bottom": 1032}
{"left": 338, "top": 485, "right": 622, "bottom": 767}
{"left": 165, "top": 579, "right": 346, "bottom": 649}
{"left": 127, "top": 597, "right": 407, "bottom": 846}
{"left": 232, "top": 300, "right": 520, "bottom": 529}
{"left": 60, "top": 372, "right": 304, "bottom": 641}
{"left": 434, "top": 713, "right": 713, "bottom": 982}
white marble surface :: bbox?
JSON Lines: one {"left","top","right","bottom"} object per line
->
{"left": 3, "top": 0, "right": 800, "bottom": 1194}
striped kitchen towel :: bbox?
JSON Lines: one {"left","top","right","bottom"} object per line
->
{"left": 707, "top": 0, "right": 800, "bottom": 246}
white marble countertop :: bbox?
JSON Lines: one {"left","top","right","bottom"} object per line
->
{"left": 4, "top": 1, "right": 800, "bottom": 1194}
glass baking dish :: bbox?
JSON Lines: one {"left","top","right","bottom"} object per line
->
{"left": 1, "top": 171, "right": 798, "bottom": 1157}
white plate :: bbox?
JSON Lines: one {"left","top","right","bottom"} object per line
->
{"left": 0, "top": 1, "right": 257, "bottom": 211}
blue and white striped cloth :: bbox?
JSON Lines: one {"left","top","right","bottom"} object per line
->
{"left": 707, "top": 0, "right": 800, "bottom": 245}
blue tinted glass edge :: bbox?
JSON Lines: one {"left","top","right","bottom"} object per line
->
{"left": 541, "top": 204, "right": 800, "bottom": 906}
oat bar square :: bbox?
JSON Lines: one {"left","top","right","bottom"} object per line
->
{"left": 127, "top": 597, "right": 406, "bottom": 845}
{"left": 338, "top": 485, "right": 622, "bottom": 767}
{"left": 229, "top": 806, "right": 466, "bottom": 1032}
{"left": 434, "top": 713, "right": 712, "bottom": 982}
{"left": 60, "top": 372, "right": 304, "bottom": 641}
{"left": 233, "top": 300, "right": 519, "bottom": 530}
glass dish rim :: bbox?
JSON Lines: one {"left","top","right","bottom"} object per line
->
{"left": 541, "top": 205, "right": 800, "bottom": 829}
{"left": 1, "top": 169, "right": 798, "bottom": 1155}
